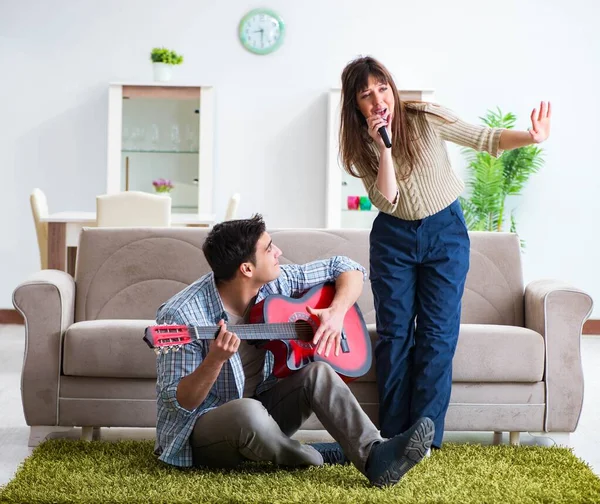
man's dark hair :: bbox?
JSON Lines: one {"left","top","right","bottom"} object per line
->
{"left": 202, "top": 214, "right": 267, "bottom": 282}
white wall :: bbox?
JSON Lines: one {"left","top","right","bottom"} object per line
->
{"left": 1, "top": 0, "right": 599, "bottom": 314}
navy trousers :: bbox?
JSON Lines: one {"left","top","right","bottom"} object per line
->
{"left": 369, "top": 199, "right": 470, "bottom": 448}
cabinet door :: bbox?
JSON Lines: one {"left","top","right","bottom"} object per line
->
{"left": 107, "top": 85, "right": 214, "bottom": 214}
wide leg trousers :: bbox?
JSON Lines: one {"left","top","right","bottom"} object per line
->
{"left": 369, "top": 199, "right": 470, "bottom": 448}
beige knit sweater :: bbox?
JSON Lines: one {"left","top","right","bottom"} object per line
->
{"left": 363, "top": 102, "right": 504, "bottom": 221}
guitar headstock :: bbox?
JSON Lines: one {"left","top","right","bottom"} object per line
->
{"left": 144, "top": 325, "right": 192, "bottom": 355}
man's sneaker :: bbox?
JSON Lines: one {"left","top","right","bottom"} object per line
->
{"left": 307, "top": 442, "right": 349, "bottom": 465}
{"left": 366, "top": 417, "right": 434, "bottom": 488}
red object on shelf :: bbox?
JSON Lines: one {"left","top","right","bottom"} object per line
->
{"left": 347, "top": 196, "right": 359, "bottom": 210}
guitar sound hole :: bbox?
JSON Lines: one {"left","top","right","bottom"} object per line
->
{"left": 294, "top": 320, "right": 315, "bottom": 343}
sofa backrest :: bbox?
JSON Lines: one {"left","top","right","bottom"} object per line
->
{"left": 75, "top": 228, "right": 523, "bottom": 326}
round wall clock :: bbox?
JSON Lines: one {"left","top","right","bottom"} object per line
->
{"left": 238, "top": 8, "right": 285, "bottom": 55}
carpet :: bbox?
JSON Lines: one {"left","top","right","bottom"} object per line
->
{"left": 1, "top": 440, "right": 600, "bottom": 503}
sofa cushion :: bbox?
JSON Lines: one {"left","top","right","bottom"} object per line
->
{"left": 453, "top": 324, "right": 544, "bottom": 382}
{"left": 63, "top": 320, "right": 157, "bottom": 379}
{"left": 63, "top": 320, "right": 544, "bottom": 383}
{"left": 357, "top": 323, "right": 544, "bottom": 383}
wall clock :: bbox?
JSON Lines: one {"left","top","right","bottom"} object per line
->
{"left": 238, "top": 8, "right": 285, "bottom": 55}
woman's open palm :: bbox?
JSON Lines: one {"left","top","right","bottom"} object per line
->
{"left": 529, "top": 101, "right": 551, "bottom": 144}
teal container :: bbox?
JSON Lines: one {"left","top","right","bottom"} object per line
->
{"left": 359, "top": 196, "right": 372, "bottom": 210}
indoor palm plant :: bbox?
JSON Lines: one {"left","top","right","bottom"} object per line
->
{"left": 459, "top": 108, "right": 544, "bottom": 246}
{"left": 150, "top": 47, "right": 184, "bottom": 82}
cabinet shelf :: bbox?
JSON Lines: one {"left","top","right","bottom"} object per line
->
{"left": 122, "top": 150, "right": 199, "bottom": 154}
{"left": 342, "top": 209, "right": 378, "bottom": 213}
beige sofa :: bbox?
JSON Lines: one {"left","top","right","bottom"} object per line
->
{"left": 13, "top": 227, "right": 593, "bottom": 447}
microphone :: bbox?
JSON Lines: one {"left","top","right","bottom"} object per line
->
{"left": 378, "top": 126, "right": 392, "bottom": 149}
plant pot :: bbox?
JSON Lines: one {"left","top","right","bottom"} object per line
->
{"left": 153, "top": 63, "right": 173, "bottom": 82}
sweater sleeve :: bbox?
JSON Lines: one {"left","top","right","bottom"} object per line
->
{"left": 424, "top": 103, "right": 504, "bottom": 158}
{"left": 367, "top": 182, "right": 400, "bottom": 214}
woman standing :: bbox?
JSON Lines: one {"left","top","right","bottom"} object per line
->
{"left": 339, "top": 56, "right": 550, "bottom": 449}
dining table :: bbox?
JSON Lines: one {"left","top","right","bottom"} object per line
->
{"left": 41, "top": 211, "right": 216, "bottom": 275}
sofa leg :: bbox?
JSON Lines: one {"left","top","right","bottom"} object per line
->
{"left": 28, "top": 426, "right": 73, "bottom": 447}
{"left": 509, "top": 431, "right": 520, "bottom": 446}
{"left": 81, "top": 427, "right": 95, "bottom": 441}
{"left": 528, "top": 432, "right": 571, "bottom": 447}
{"left": 493, "top": 431, "right": 503, "bottom": 445}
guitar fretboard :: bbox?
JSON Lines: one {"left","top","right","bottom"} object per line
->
{"left": 190, "top": 322, "right": 314, "bottom": 341}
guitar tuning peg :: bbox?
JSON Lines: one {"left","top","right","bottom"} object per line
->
{"left": 173, "top": 346, "right": 180, "bottom": 352}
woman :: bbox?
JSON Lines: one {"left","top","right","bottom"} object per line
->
{"left": 339, "top": 56, "right": 550, "bottom": 449}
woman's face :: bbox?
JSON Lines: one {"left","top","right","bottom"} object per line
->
{"left": 356, "top": 74, "right": 395, "bottom": 125}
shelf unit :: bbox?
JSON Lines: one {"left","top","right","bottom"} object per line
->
{"left": 106, "top": 83, "right": 215, "bottom": 214}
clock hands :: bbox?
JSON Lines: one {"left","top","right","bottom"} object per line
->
{"left": 253, "top": 28, "right": 265, "bottom": 46}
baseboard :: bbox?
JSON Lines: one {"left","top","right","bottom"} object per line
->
{"left": 583, "top": 319, "right": 600, "bottom": 335}
{"left": 0, "top": 309, "right": 24, "bottom": 325}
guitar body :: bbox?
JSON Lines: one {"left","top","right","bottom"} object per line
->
{"left": 248, "top": 283, "right": 371, "bottom": 382}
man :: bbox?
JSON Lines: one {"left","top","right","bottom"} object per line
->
{"left": 154, "top": 214, "right": 434, "bottom": 487}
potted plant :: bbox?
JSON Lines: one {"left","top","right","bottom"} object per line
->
{"left": 459, "top": 108, "right": 544, "bottom": 248}
{"left": 150, "top": 47, "right": 184, "bottom": 82}
{"left": 152, "top": 178, "right": 174, "bottom": 194}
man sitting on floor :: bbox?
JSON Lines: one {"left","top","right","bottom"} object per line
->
{"left": 153, "top": 214, "right": 434, "bottom": 487}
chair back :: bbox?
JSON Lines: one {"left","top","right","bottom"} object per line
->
{"left": 30, "top": 188, "right": 49, "bottom": 269}
{"left": 96, "top": 191, "right": 171, "bottom": 227}
{"left": 224, "top": 193, "right": 241, "bottom": 221}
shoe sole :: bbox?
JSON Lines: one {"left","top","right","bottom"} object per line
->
{"left": 373, "top": 417, "right": 435, "bottom": 488}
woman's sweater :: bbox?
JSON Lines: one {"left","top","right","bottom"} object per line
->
{"left": 364, "top": 102, "right": 504, "bottom": 221}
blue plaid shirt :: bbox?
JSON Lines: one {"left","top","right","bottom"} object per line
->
{"left": 154, "top": 256, "right": 367, "bottom": 467}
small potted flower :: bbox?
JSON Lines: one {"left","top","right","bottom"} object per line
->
{"left": 150, "top": 47, "right": 184, "bottom": 82}
{"left": 152, "top": 178, "right": 174, "bottom": 194}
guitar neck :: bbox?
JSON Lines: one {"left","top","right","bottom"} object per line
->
{"left": 190, "top": 322, "right": 311, "bottom": 341}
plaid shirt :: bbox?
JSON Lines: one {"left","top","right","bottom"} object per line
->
{"left": 154, "top": 256, "right": 367, "bottom": 467}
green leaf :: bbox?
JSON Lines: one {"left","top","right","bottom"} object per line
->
{"left": 150, "top": 47, "right": 184, "bottom": 65}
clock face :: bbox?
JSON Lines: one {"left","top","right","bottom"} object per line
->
{"left": 239, "top": 9, "right": 285, "bottom": 55}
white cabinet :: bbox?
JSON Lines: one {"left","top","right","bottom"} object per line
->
{"left": 326, "top": 88, "right": 435, "bottom": 228}
{"left": 107, "top": 83, "right": 215, "bottom": 214}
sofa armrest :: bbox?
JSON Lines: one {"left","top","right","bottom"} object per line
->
{"left": 12, "top": 270, "right": 75, "bottom": 426}
{"left": 524, "top": 279, "right": 593, "bottom": 432}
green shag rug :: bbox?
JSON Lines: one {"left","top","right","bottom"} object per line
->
{"left": 1, "top": 440, "right": 600, "bottom": 504}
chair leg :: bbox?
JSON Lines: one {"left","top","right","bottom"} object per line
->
{"left": 493, "top": 431, "right": 503, "bottom": 445}
{"left": 509, "top": 431, "right": 520, "bottom": 446}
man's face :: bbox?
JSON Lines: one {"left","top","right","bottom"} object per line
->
{"left": 247, "top": 232, "right": 282, "bottom": 284}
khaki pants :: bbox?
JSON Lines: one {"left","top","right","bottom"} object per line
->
{"left": 191, "top": 361, "right": 382, "bottom": 474}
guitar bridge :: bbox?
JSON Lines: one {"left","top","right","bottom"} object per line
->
{"left": 340, "top": 331, "right": 350, "bottom": 353}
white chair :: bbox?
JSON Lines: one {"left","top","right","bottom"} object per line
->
{"left": 96, "top": 191, "right": 171, "bottom": 227}
{"left": 30, "top": 188, "right": 49, "bottom": 269}
{"left": 225, "top": 193, "right": 241, "bottom": 221}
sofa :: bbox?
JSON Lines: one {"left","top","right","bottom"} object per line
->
{"left": 13, "top": 227, "right": 593, "bottom": 447}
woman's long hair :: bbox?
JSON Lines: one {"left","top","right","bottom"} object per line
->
{"left": 339, "top": 56, "right": 422, "bottom": 180}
